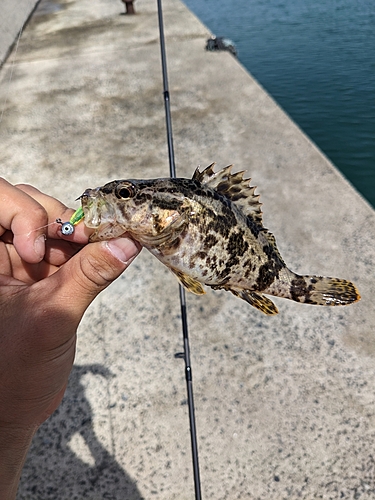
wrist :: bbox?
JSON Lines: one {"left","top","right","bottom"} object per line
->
{"left": 0, "top": 424, "right": 37, "bottom": 500}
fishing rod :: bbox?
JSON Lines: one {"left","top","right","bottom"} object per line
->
{"left": 156, "top": 1, "right": 202, "bottom": 498}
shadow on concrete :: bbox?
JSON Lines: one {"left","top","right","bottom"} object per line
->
{"left": 18, "top": 364, "right": 143, "bottom": 500}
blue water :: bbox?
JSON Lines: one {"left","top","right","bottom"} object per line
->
{"left": 183, "top": 0, "right": 375, "bottom": 207}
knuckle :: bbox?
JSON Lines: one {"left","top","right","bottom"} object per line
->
{"left": 31, "top": 204, "right": 48, "bottom": 225}
{"left": 78, "top": 253, "right": 115, "bottom": 292}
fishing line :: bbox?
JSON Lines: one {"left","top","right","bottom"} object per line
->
{"left": 156, "top": 1, "right": 202, "bottom": 499}
{"left": 15, "top": 220, "right": 72, "bottom": 238}
{"left": 19, "top": 221, "right": 58, "bottom": 237}
{"left": 0, "top": 23, "right": 25, "bottom": 126}
{"left": 0, "top": 22, "right": 73, "bottom": 240}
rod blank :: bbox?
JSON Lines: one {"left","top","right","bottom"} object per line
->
{"left": 156, "top": 1, "right": 202, "bottom": 498}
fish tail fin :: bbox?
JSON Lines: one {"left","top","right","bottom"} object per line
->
{"left": 288, "top": 274, "right": 360, "bottom": 307}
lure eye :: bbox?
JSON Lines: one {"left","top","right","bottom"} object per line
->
{"left": 115, "top": 183, "right": 136, "bottom": 200}
{"left": 61, "top": 222, "right": 75, "bottom": 235}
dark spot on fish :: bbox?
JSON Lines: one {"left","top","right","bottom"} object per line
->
{"left": 189, "top": 251, "right": 207, "bottom": 269}
{"left": 217, "top": 265, "right": 231, "bottom": 280}
{"left": 228, "top": 254, "right": 240, "bottom": 267}
{"left": 134, "top": 191, "right": 152, "bottom": 205}
{"left": 152, "top": 214, "right": 164, "bottom": 234}
{"left": 204, "top": 202, "right": 237, "bottom": 238}
{"left": 190, "top": 186, "right": 206, "bottom": 198}
{"left": 243, "top": 258, "right": 257, "bottom": 278}
{"left": 212, "top": 190, "right": 222, "bottom": 201}
{"left": 246, "top": 216, "right": 261, "bottom": 238}
{"left": 101, "top": 185, "right": 114, "bottom": 195}
{"left": 168, "top": 237, "right": 182, "bottom": 251}
{"left": 169, "top": 179, "right": 213, "bottom": 200}
{"left": 217, "top": 254, "right": 240, "bottom": 281}
{"left": 256, "top": 253, "right": 284, "bottom": 291}
{"left": 118, "top": 203, "right": 132, "bottom": 221}
{"left": 257, "top": 263, "right": 276, "bottom": 290}
{"left": 290, "top": 277, "right": 313, "bottom": 303}
{"left": 243, "top": 258, "right": 253, "bottom": 268}
{"left": 262, "top": 244, "right": 286, "bottom": 269}
{"left": 152, "top": 197, "right": 184, "bottom": 211}
{"left": 206, "top": 216, "right": 230, "bottom": 238}
{"left": 262, "top": 244, "right": 273, "bottom": 258}
{"left": 226, "top": 230, "right": 249, "bottom": 256}
{"left": 206, "top": 254, "right": 218, "bottom": 268}
{"left": 204, "top": 233, "right": 219, "bottom": 248}
{"left": 155, "top": 186, "right": 175, "bottom": 193}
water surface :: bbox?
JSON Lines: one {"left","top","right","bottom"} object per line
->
{"left": 183, "top": 0, "right": 375, "bottom": 206}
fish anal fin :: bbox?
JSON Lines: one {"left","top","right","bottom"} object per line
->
{"left": 170, "top": 268, "right": 206, "bottom": 295}
{"left": 230, "top": 288, "right": 279, "bottom": 315}
{"left": 193, "top": 164, "right": 263, "bottom": 223}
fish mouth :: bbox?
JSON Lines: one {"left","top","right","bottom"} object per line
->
{"left": 80, "top": 188, "right": 115, "bottom": 229}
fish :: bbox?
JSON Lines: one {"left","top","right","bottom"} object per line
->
{"left": 79, "top": 163, "right": 360, "bottom": 315}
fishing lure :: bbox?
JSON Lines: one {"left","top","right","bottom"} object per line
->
{"left": 56, "top": 206, "right": 85, "bottom": 235}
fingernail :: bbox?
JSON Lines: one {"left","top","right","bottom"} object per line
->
{"left": 105, "top": 238, "right": 139, "bottom": 264}
{"left": 34, "top": 234, "right": 46, "bottom": 260}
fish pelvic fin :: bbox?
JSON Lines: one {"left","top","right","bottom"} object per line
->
{"left": 288, "top": 274, "right": 361, "bottom": 306}
{"left": 230, "top": 288, "right": 279, "bottom": 315}
{"left": 170, "top": 268, "right": 206, "bottom": 295}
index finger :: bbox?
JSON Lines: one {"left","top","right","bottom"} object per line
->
{"left": 0, "top": 178, "right": 48, "bottom": 264}
{"left": 15, "top": 183, "right": 93, "bottom": 244}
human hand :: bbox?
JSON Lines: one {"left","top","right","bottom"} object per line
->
{"left": 0, "top": 178, "right": 141, "bottom": 499}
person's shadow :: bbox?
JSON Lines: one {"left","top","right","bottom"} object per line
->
{"left": 17, "top": 364, "right": 144, "bottom": 500}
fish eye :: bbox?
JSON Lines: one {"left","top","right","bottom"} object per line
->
{"left": 115, "top": 183, "right": 135, "bottom": 200}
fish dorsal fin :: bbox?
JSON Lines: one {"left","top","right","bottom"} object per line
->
{"left": 193, "top": 163, "right": 263, "bottom": 223}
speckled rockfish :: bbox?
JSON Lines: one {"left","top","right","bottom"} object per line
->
{"left": 79, "top": 164, "right": 360, "bottom": 315}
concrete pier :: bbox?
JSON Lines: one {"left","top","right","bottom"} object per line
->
{"left": 1, "top": 0, "right": 375, "bottom": 498}
{"left": 0, "top": 0, "right": 39, "bottom": 66}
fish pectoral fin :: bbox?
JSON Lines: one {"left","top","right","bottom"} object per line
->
{"left": 230, "top": 288, "right": 279, "bottom": 315}
{"left": 169, "top": 268, "right": 206, "bottom": 295}
{"left": 141, "top": 211, "right": 187, "bottom": 247}
{"left": 89, "top": 223, "right": 127, "bottom": 242}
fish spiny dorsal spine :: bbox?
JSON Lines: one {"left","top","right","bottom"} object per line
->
{"left": 193, "top": 164, "right": 263, "bottom": 223}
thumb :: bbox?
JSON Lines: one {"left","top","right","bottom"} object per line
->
{"left": 51, "top": 237, "right": 141, "bottom": 315}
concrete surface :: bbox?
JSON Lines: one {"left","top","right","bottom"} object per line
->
{"left": 0, "top": 0, "right": 40, "bottom": 66}
{"left": 1, "top": 0, "right": 375, "bottom": 498}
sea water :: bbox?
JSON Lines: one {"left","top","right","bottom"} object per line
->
{"left": 183, "top": 0, "right": 375, "bottom": 207}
